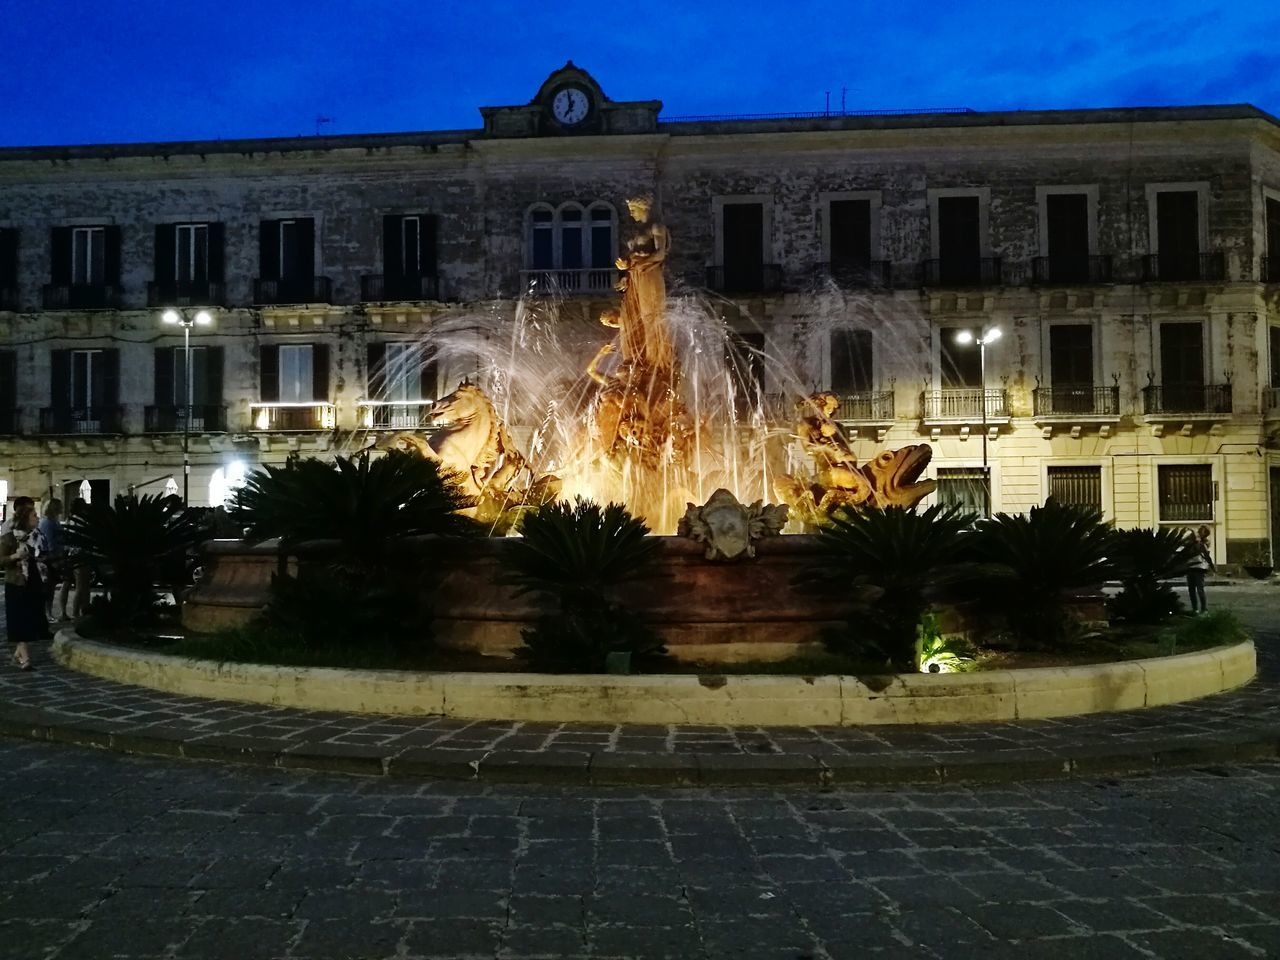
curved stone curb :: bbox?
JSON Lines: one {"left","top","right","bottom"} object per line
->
{"left": 1, "top": 704, "right": 1277, "bottom": 787}
{"left": 52, "top": 633, "right": 1258, "bottom": 727}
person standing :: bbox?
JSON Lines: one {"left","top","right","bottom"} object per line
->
{"left": 1, "top": 502, "right": 45, "bottom": 670}
{"left": 1185, "top": 525, "right": 1215, "bottom": 615}
{"left": 39, "top": 499, "right": 68, "bottom": 623}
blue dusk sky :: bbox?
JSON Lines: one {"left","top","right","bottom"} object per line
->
{"left": 3, "top": 0, "right": 1278, "bottom": 146}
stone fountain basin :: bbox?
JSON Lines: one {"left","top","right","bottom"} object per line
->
{"left": 184, "top": 536, "right": 858, "bottom": 663}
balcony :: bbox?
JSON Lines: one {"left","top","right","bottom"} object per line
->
{"left": 147, "top": 281, "right": 225, "bottom": 308}
{"left": 252, "top": 277, "right": 333, "bottom": 305}
{"left": 1033, "top": 386, "right": 1121, "bottom": 418}
{"left": 144, "top": 405, "right": 228, "bottom": 433}
{"left": 0, "top": 287, "right": 18, "bottom": 311}
{"left": 0, "top": 408, "right": 20, "bottom": 435}
{"left": 520, "top": 268, "right": 619, "bottom": 297}
{"left": 249, "top": 401, "right": 336, "bottom": 431}
{"left": 706, "top": 264, "right": 784, "bottom": 295}
{"left": 1141, "top": 384, "right": 1232, "bottom": 419}
{"left": 920, "top": 388, "right": 1010, "bottom": 424}
{"left": 1141, "top": 253, "right": 1225, "bottom": 283}
{"left": 41, "top": 283, "right": 123, "bottom": 310}
{"left": 1262, "top": 257, "right": 1280, "bottom": 284}
{"left": 1031, "top": 255, "right": 1113, "bottom": 285}
{"left": 817, "top": 260, "right": 893, "bottom": 289}
{"left": 361, "top": 274, "right": 441, "bottom": 303}
{"left": 830, "top": 390, "right": 895, "bottom": 424}
{"left": 39, "top": 407, "right": 124, "bottom": 435}
{"left": 921, "top": 258, "right": 1003, "bottom": 287}
{"left": 357, "top": 400, "right": 436, "bottom": 430}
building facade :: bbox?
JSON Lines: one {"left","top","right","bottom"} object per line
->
{"left": 2, "top": 64, "right": 1279, "bottom": 567}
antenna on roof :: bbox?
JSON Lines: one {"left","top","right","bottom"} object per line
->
{"left": 315, "top": 115, "right": 333, "bottom": 136}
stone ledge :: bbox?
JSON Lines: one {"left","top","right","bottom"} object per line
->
{"left": 52, "top": 631, "right": 1257, "bottom": 727}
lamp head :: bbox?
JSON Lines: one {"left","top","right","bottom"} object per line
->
{"left": 984, "top": 327, "right": 1002, "bottom": 343}
{"left": 161, "top": 309, "right": 180, "bottom": 325}
{"left": 954, "top": 330, "right": 974, "bottom": 345}
{"left": 194, "top": 310, "right": 213, "bottom": 326}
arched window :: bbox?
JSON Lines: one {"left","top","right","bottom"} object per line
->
{"left": 525, "top": 202, "right": 617, "bottom": 271}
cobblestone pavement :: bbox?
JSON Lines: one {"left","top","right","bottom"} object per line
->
{"left": 0, "top": 740, "right": 1277, "bottom": 960}
{"left": 0, "top": 585, "right": 1276, "bottom": 786}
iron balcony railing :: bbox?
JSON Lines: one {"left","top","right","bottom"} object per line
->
{"left": 252, "top": 277, "right": 333, "bottom": 305}
{"left": 249, "top": 401, "right": 336, "bottom": 431}
{"left": 520, "top": 268, "right": 619, "bottom": 296}
{"left": 1032, "top": 385, "right": 1121, "bottom": 417}
{"left": 361, "top": 274, "right": 441, "bottom": 302}
{"left": 0, "top": 407, "right": 20, "bottom": 435}
{"left": 147, "top": 281, "right": 225, "bottom": 308}
{"left": 1030, "top": 255, "right": 1113, "bottom": 285}
{"left": 41, "top": 283, "right": 124, "bottom": 309}
{"left": 1264, "top": 386, "right": 1280, "bottom": 415}
{"left": 357, "top": 400, "right": 436, "bottom": 430}
{"left": 832, "top": 390, "right": 895, "bottom": 422}
{"left": 144, "top": 405, "right": 228, "bottom": 433}
{"left": 39, "top": 406, "right": 124, "bottom": 434}
{"left": 1141, "top": 252, "right": 1225, "bottom": 283}
{"left": 1141, "top": 384, "right": 1233, "bottom": 416}
{"left": 706, "top": 264, "right": 784, "bottom": 294}
{"left": 920, "top": 388, "right": 1009, "bottom": 420}
{"left": 921, "top": 258, "right": 1003, "bottom": 287}
{"left": 0, "top": 287, "right": 18, "bottom": 311}
{"left": 818, "top": 260, "right": 893, "bottom": 288}
{"left": 1262, "top": 257, "right": 1280, "bottom": 284}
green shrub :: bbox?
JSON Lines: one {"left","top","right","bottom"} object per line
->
{"left": 1163, "top": 609, "right": 1250, "bottom": 653}
{"left": 803, "top": 504, "right": 975, "bottom": 672}
{"left": 503, "top": 498, "right": 665, "bottom": 672}
{"left": 1108, "top": 527, "right": 1198, "bottom": 624}
{"left": 967, "top": 499, "right": 1117, "bottom": 647}
{"left": 63, "top": 494, "right": 209, "bottom": 625}
{"left": 916, "top": 612, "right": 975, "bottom": 673}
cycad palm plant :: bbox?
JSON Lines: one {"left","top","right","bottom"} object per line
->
{"left": 1109, "top": 526, "right": 1198, "bottom": 623}
{"left": 503, "top": 498, "right": 664, "bottom": 672}
{"left": 804, "top": 504, "right": 976, "bottom": 671}
{"left": 63, "top": 494, "right": 209, "bottom": 624}
{"left": 967, "top": 499, "right": 1118, "bottom": 647}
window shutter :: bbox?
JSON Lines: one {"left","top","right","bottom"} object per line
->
{"left": 367, "top": 341, "right": 387, "bottom": 398}
{"left": 0, "top": 351, "right": 16, "bottom": 410}
{"left": 154, "top": 224, "right": 176, "bottom": 285}
{"left": 207, "top": 222, "right": 225, "bottom": 284}
{"left": 311, "top": 342, "right": 329, "bottom": 401}
{"left": 103, "top": 226, "right": 122, "bottom": 285}
{"left": 0, "top": 229, "right": 17, "bottom": 287}
{"left": 422, "top": 215, "right": 438, "bottom": 276}
{"left": 51, "top": 349, "right": 71, "bottom": 406}
{"left": 259, "top": 220, "right": 279, "bottom": 280}
{"left": 51, "top": 228, "right": 72, "bottom": 284}
{"left": 420, "top": 357, "right": 438, "bottom": 401}
{"left": 295, "top": 218, "right": 315, "bottom": 280}
{"left": 101, "top": 349, "right": 120, "bottom": 407}
{"left": 382, "top": 216, "right": 403, "bottom": 278}
{"left": 205, "top": 346, "right": 224, "bottom": 404}
{"left": 154, "top": 347, "right": 175, "bottom": 405}
{"left": 259, "top": 345, "right": 279, "bottom": 401}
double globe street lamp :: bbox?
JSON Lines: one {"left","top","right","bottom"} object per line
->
{"left": 160, "top": 308, "right": 214, "bottom": 505}
{"left": 954, "top": 326, "right": 1002, "bottom": 518}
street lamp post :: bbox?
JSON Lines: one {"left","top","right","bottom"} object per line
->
{"left": 954, "top": 326, "right": 1002, "bottom": 518}
{"left": 161, "top": 308, "right": 213, "bottom": 505}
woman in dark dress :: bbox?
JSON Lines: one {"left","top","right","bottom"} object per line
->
{"left": 2, "top": 502, "right": 45, "bottom": 670}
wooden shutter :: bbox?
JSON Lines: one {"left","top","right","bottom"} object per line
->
{"left": 421, "top": 215, "right": 438, "bottom": 276}
{"left": 829, "top": 200, "right": 872, "bottom": 266}
{"left": 259, "top": 344, "right": 280, "bottom": 401}
{"left": 100, "top": 349, "right": 120, "bottom": 407}
{"left": 259, "top": 220, "right": 279, "bottom": 280}
{"left": 1157, "top": 191, "right": 1199, "bottom": 257}
{"left": 421, "top": 357, "right": 438, "bottom": 400}
{"left": 205, "top": 346, "right": 224, "bottom": 403}
{"left": 50, "top": 228, "right": 72, "bottom": 284}
{"left": 0, "top": 351, "right": 16, "bottom": 410}
{"left": 294, "top": 218, "right": 315, "bottom": 280}
{"left": 938, "top": 196, "right": 981, "bottom": 262}
{"left": 1045, "top": 194, "right": 1089, "bottom": 259}
{"left": 311, "top": 343, "right": 329, "bottom": 401}
{"left": 0, "top": 229, "right": 17, "bottom": 286}
{"left": 154, "top": 224, "right": 176, "bottom": 285}
{"left": 367, "top": 341, "right": 387, "bottom": 398}
{"left": 830, "top": 329, "right": 873, "bottom": 393}
{"left": 382, "top": 216, "right": 403, "bottom": 278}
{"left": 51, "top": 349, "right": 71, "bottom": 406}
{"left": 1049, "top": 325, "right": 1094, "bottom": 388}
{"left": 207, "top": 222, "right": 225, "bottom": 284}
{"left": 102, "top": 226, "right": 122, "bottom": 285}
{"left": 154, "top": 347, "right": 175, "bottom": 405}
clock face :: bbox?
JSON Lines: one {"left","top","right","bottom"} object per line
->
{"left": 551, "top": 87, "right": 590, "bottom": 126}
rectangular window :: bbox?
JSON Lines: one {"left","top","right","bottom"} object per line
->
{"left": 278, "top": 344, "right": 314, "bottom": 403}
{"left": 721, "top": 202, "right": 765, "bottom": 290}
{"left": 279, "top": 220, "right": 299, "bottom": 279}
{"left": 530, "top": 210, "right": 553, "bottom": 270}
{"left": 940, "top": 327, "right": 983, "bottom": 388}
{"left": 1156, "top": 190, "right": 1200, "bottom": 279}
{"left": 937, "top": 196, "right": 981, "bottom": 283}
{"left": 72, "top": 227, "right": 105, "bottom": 285}
{"left": 1159, "top": 321, "right": 1205, "bottom": 390}
{"left": 1267, "top": 197, "right": 1280, "bottom": 281}
{"left": 170, "top": 346, "right": 210, "bottom": 406}
{"left": 400, "top": 216, "right": 421, "bottom": 277}
{"left": 1047, "top": 466, "right": 1102, "bottom": 513}
{"left": 1045, "top": 193, "right": 1090, "bottom": 281}
{"left": 175, "top": 224, "right": 209, "bottom": 284}
{"left": 830, "top": 329, "right": 873, "bottom": 393}
{"left": 829, "top": 199, "right": 872, "bottom": 269}
{"left": 1158, "top": 464, "right": 1213, "bottom": 522}
{"left": 1270, "top": 326, "right": 1280, "bottom": 387}
{"left": 1049, "top": 325, "right": 1094, "bottom": 388}
{"left": 728, "top": 331, "right": 766, "bottom": 415}
{"left": 935, "top": 467, "right": 990, "bottom": 517}
{"left": 384, "top": 342, "right": 421, "bottom": 402}
{"left": 70, "top": 349, "right": 104, "bottom": 409}
{"left": 0, "top": 229, "right": 17, "bottom": 289}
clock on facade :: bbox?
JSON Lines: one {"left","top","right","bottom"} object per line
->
{"left": 551, "top": 86, "right": 591, "bottom": 127}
